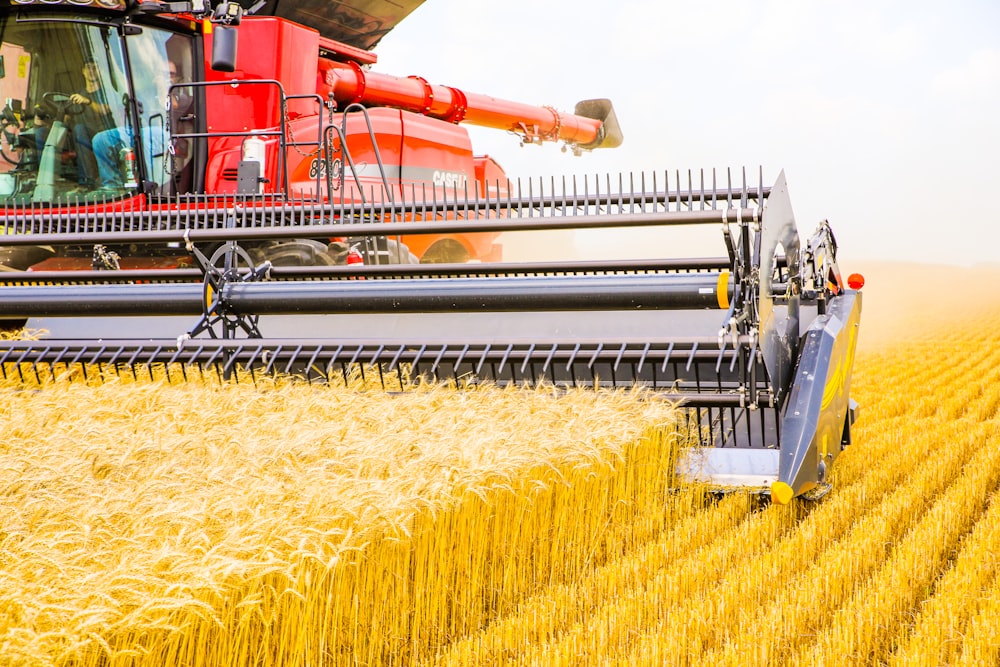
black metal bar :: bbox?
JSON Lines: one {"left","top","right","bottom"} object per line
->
{"left": 0, "top": 208, "right": 762, "bottom": 246}
{"left": 0, "top": 283, "right": 203, "bottom": 316}
{"left": 223, "top": 273, "right": 733, "bottom": 314}
{"left": 0, "top": 334, "right": 772, "bottom": 397}
{"left": 0, "top": 268, "right": 204, "bottom": 283}
{"left": 2, "top": 182, "right": 767, "bottom": 223}
{"left": 0, "top": 272, "right": 735, "bottom": 317}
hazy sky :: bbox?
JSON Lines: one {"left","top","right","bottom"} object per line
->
{"left": 373, "top": 1, "right": 998, "bottom": 267}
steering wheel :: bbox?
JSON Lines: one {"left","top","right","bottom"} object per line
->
{"left": 42, "top": 91, "right": 86, "bottom": 117}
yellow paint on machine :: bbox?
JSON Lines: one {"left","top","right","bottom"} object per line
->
{"left": 717, "top": 270, "right": 730, "bottom": 310}
{"left": 821, "top": 319, "right": 859, "bottom": 410}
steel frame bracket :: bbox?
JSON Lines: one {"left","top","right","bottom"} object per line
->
{"left": 185, "top": 239, "right": 271, "bottom": 340}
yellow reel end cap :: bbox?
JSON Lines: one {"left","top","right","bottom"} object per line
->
{"left": 771, "top": 481, "right": 795, "bottom": 505}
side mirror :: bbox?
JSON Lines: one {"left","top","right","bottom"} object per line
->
{"left": 211, "top": 25, "right": 238, "bottom": 72}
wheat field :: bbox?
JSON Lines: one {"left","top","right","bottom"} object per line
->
{"left": 2, "top": 263, "right": 1000, "bottom": 666}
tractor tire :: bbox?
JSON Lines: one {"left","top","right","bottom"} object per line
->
{"left": 385, "top": 238, "right": 419, "bottom": 265}
{"left": 248, "top": 240, "right": 337, "bottom": 267}
{"left": 419, "top": 238, "right": 469, "bottom": 264}
{"left": 0, "top": 245, "right": 55, "bottom": 271}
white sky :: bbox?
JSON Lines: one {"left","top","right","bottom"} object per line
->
{"left": 373, "top": 0, "right": 999, "bottom": 267}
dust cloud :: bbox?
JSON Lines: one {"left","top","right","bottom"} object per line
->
{"left": 849, "top": 261, "right": 1000, "bottom": 354}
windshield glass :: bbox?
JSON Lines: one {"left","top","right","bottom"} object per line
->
{"left": 0, "top": 16, "right": 135, "bottom": 204}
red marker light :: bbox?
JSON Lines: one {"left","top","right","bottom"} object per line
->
{"left": 847, "top": 273, "right": 865, "bottom": 290}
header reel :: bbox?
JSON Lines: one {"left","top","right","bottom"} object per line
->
{"left": 0, "top": 168, "right": 861, "bottom": 502}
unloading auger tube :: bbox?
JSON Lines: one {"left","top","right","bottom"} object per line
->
{"left": 0, "top": 169, "right": 862, "bottom": 502}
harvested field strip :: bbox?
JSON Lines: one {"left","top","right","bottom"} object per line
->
{"left": 796, "top": 422, "right": 1000, "bottom": 665}
{"left": 692, "top": 420, "right": 995, "bottom": 667}
{"left": 888, "top": 485, "right": 1000, "bottom": 665}
{"left": 952, "top": 572, "right": 1000, "bottom": 667}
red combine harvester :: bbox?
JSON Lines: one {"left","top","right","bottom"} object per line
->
{"left": 0, "top": 0, "right": 620, "bottom": 269}
{"left": 0, "top": 0, "right": 862, "bottom": 504}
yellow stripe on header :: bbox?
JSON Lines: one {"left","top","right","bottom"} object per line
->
{"left": 717, "top": 270, "right": 730, "bottom": 309}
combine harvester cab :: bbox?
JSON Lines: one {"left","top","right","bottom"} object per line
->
{"left": 0, "top": 0, "right": 860, "bottom": 502}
